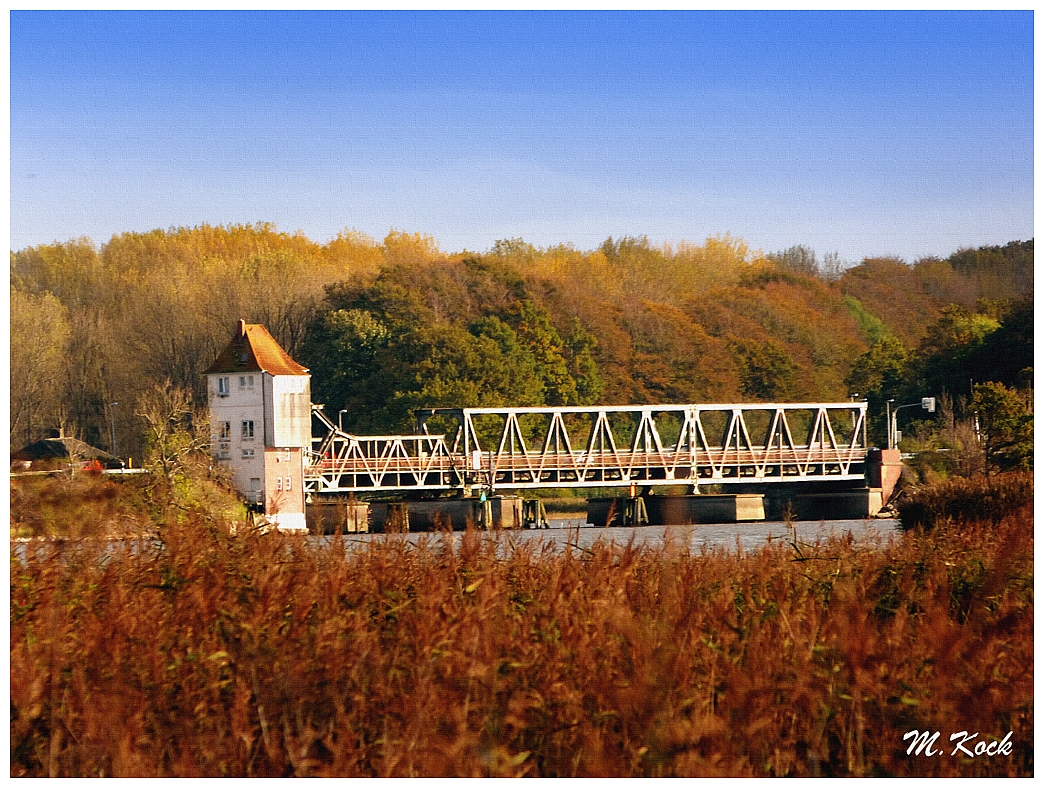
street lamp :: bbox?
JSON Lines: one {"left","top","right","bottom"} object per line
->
{"left": 338, "top": 409, "right": 348, "bottom": 432}
{"left": 890, "top": 397, "right": 936, "bottom": 450}
{"left": 885, "top": 399, "right": 895, "bottom": 449}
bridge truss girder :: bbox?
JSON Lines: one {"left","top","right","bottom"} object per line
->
{"left": 306, "top": 402, "right": 868, "bottom": 496}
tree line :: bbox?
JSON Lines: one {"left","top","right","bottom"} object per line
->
{"left": 10, "top": 226, "right": 1033, "bottom": 475}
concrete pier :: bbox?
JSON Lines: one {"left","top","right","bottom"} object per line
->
{"left": 757, "top": 484, "right": 886, "bottom": 521}
{"left": 793, "top": 489, "right": 884, "bottom": 520}
{"left": 644, "top": 494, "right": 766, "bottom": 525}
{"left": 865, "top": 448, "right": 903, "bottom": 502}
{"left": 587, "top": 497, "right": 649, "bottom": 527}
{"left": 306, "top": 499, "right": 370, "bottom": 534}
{"left": 367, "top": 497, "right": 523, "bottom": 532}
{"left": 589, "top": 494, "right": 765, "bottom": 526}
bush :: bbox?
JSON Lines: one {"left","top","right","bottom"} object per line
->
{"left": 10, "top": 463, "right": 246, "bottom": 540}
{"left": 896, "top": 472, "right": 1033, "bottom": 531}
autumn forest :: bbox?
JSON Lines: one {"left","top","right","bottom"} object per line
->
{"left": 9, "top": 226, "right": 1033, "bottom": 475}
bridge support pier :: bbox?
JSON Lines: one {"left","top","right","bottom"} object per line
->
{"left": 587, "top": 497, "right": 649, "bottom": 527}
{"left": 366, "top": 496, "right": 523, "bottom": 532}
{"left": 589, "top": 495, "right": 762, "bottom": 526}
{"left": 306, "top": 499, "right": 370, "bottom": 534}
{"left": 643, "top": 494, "right": 765, "bottom": 525}
{"left": 522, "top": 499, "right": 550, "bottom": 529}
{"left": 865, "top": 448, "right": 903, "bottom": 502}
{"left": 751, "top": 482, "right": 886, "bottom": 521}
{"left": 791, "top": 489, "right": 884, "bottom": 521}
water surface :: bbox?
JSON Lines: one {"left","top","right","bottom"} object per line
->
{"left": 11, "top": 518, "right": 899, "bottom": 563}
{"left": 335, "top": 517, "right": 899, "bottom": 553}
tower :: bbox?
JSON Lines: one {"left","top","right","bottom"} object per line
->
{"left": 205, "top": 320, "right": 311, "bottom": 531}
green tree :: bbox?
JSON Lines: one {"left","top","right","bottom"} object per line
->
{"left": 842, "top": 295, "right": 889, "bottom": 344}
{"left": 392, "top": 322, "right": 546, "bottom": 431}
{"left": 302, "top": 308, "right": 552, "bottom": 434}
{"left": 964, "top": 298, "right": 1033, "bottom": 392}
{"left": 314, "top": 309, "right": 390, "bottom": 396}
{"left": 845, "top": 335, "right": 908, "bottom": 407}
{"left": 511, "top": 301, "right": 576, "bottom": 405}
{"left": 735, "top": 340, "right": 798, "bottom": 400}
{"left": 566, "top": 318, "right": 604, "bottom": 405}
{"left": 969, "top": 382, "right": 1033, "bottom": 473}
{"left": 915, "top": 305, "right": 1000, "bottom": 397}
{"left": 469, "top": 315, "right": 547, "bottom": 405}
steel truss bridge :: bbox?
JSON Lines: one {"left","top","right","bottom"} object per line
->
{"left": 304, "top": 402, "right": 869, "bottom": 497}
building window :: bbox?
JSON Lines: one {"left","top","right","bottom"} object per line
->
{"left": 242, "top": 421, "right": 254, "bottom": 440}
{"left": 285, "top": 476, "right": 291, "bottom": 491}
{"left": 217, "top": 377, "right": 230, "bottom": 396}
{"left": 276, "top": 477, "right": 282, "bottom": 491}
{"left": 240, "top": 375, "right": 254, "bottom": 389}
{"left": 242, "top": 448, "right": 254, "bottom": 458}
{"left": 219, "top": 421, "right": 231, "bottom": 440}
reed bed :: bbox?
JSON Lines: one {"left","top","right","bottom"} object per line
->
{"left": 11, "top": 501, "right": 1033, "bottom": 776}
{"left": 896, "top": 471, "right": 1033, "bottom": 531}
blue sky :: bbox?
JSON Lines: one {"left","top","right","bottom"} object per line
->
{"left": 11, "top": 10, "right": 1033, "bottom": 263}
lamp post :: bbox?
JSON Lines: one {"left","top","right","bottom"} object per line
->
{"left": 885, "top": 399, "right": 895, "bottom": 449}
{"left": 890, "top": 398, "right": 937, "bottom": 450}
{"left": 338, "top": 409, "right": 348, "bottom": 432}
{"left": 848, "top": 394, "right": 860, "bottom": 431}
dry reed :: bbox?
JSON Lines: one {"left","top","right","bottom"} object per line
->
{"left": 10, "top": 495, "right": 1033, "bottom": 776}
{"left": 897, "top": 471, "right": 1033, "bottom": 531}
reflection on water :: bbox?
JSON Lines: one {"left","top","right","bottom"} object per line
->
{"left": 333, "top": 517, "right": 900, "bottom": 554}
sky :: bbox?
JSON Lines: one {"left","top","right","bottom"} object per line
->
{"left": 10, "top": 10, "right": 1034, "bottom": 264}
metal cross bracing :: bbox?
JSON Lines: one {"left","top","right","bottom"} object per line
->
{"left": 307, "top": 408, "right": 463, "bottom": 494}
{"left": 305, "top": 402, "right": 869, "bottom": 496}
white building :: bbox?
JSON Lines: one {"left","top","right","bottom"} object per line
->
{"left": 205, "top": 320, "right": 311, "bottom": 531}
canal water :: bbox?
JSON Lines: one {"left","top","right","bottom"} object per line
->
{"left": 12, "top": 518, "right": 901, "bottom": 563}
{"left": 334, "top": 517, "right": 900, "bottom": 553}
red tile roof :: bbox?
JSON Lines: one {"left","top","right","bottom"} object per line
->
{"left": 205, "top": 321, "right": 309, "bottom": 376}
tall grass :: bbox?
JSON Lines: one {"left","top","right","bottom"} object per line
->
{"left": 11, "top": 501, "right": 1033, "bottom": 776}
